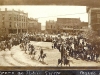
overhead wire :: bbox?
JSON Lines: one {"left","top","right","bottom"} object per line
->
{"left": 37, "top": 12, "right": 87, "bottom": 19}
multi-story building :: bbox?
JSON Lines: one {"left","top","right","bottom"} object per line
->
{"left": 0, "top": 8, "right": 28, "bottom": 35}
{"left": 80, "top": 22, "right": 88, "bottom": 31}
{"left": 56, "top": 18, "right": 81, "bottom": 33}
{"left": 28, "top": 18, "right": 41, "bottom": 33}
{"left": 45, "top": 18, "right": 88, "bottom": 34}
{"left": 37, "top": 22, "right": 41, "bottom": 32}
{"left": 46, "top": 20, "right": 57, "bottom": 33}
{"left": 87, "top": 7, "right": 100, "bottom": 35}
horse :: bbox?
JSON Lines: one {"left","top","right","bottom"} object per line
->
{"left": 20, "top": 43, "right": 24, "bottom": 50}
{"left": 57, "top": 58, "right": 73, "bottom": 67}
{"left": 1, "top": 42, "right": 6, "bottom": 51}
{"left": 38, "top": 53, "right": 47, "bottom": 62}
{"left": 31, "top": 51, "right": 37, "bottom": 59}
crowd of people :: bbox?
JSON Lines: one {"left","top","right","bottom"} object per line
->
{"left": 0, "top": 33, "right": 29, "bottom": 51}
{"left": 52, "top": 34, "right": 100, "bottom": 62}
{"left": 28, "top": 34, "right": 53, "bottom": 42}
{"left": 0, "top": 32, "right": 100, "bottom": 63}
{"left": 0, "top": 33, "right": 47, "bottom": 61}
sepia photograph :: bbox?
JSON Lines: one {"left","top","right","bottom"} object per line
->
{"left": 0, "top": 5, "right": 100, "bottom": 68}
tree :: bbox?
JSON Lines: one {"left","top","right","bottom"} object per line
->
{"left": 82, "top": 29, "right": 100, "bottom": 53}
{"left": 82, "top": 28, "right": 100, "bottom": 45}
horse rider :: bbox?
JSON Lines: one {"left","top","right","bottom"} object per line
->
{"left": 38, "top": 48, "right": 44, "bottom": 60}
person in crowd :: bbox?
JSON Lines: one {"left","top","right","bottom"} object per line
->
{"left": 0, "top": 32, "right": 99, "bottom": 63}
{"left": 38, "top": 48, "right": 44, "bottom": 60}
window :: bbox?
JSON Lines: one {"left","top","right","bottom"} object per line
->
{"left": 24, "top": 23, "right": 25, "bottom": 28}
{"left": 51, "top": 25, "right": 52, "bottom": 29}
{"left": 2, "top": 22, "right": 4, "bottom": 25}
{"left": 9, "top": 14, "right": 11, "bottom": 20}
{"left": 15, "top": 22, "right": 16, "bottom": 27}
{"left": 24, "top": 17, "right": 25, "bottom": 22}
{"left": 9, "top": 22, "right": 11, "bottom": 25}
{"left": 9, "top": 17, "right": 11, "bottom": 20}
{"left": 17, "top": 15, "right": 18, "bottom": 21}
{"left": 2, "top": 16, "right": 4, "bottom": 20}
{"left": 97, "top": 14, "right": 100, "bottom": 18}
{"left": 2, "top": 22, "right": 5, "bottom": 27}
{"left": 22, "top": 16, "right": 23, "bottom": 21}
{"left": 97, "top": 18, "right": 100, "bottom": 23}
{"left": 2, "top": 14, "right": 5, "bottom": 20}
{"left": 18, "top": 16, "right": 20, "bottom": 21}
{"left": 19, "top": 17, "right": 21, "bottom": 21}
{"left": 14, "top": 15, "right": 16, "bottom": 21}
{"left": 9, "top": 25, "right": 11, "bottom": 27}
{"left": 22, "top": 23, "right": 23, "bottom": 28}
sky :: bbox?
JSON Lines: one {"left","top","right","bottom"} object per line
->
{"left": 0, "top": 5, "right": 88, "bottom": 27}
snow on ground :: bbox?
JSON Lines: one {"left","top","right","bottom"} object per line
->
{"left": 0, "top": 41, "right": 100, "bottom": 67}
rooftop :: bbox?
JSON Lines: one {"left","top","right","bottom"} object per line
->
{"left": 0, "top": 8, "right": 28, "bottom": 14}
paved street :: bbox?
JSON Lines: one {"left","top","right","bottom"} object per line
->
{"left": 0, "top": 41, "right": 100, "bottom": 66}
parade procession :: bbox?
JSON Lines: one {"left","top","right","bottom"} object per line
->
{"left": 0, "top": 6, "right": 100, "bottom": 67}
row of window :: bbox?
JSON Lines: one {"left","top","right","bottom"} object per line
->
{"left": 97, "top": 14, "right": 100, "bottom": 18}
{"left": 59, "top": 25, "right": 82, "bottom": 28}
{"left": 1, "top": 14, "right": 27, "bottom": 22}
{"left": 58, "top": 20, "right": 80, "bottom": 23}
{"left": 46, "top": 26, "right": 82, "bottom": 29}
{"left": 1, "top": 22, "right": 27, "bottom": 28}
{"left": 9, "top": 24, "right": 27, "bottom": 28}
{"left": 13, "top": 16, "right": 27, "bottom": 21}
{"left": 2, "top": 13, "right": 28, "bottom": 19}
{"left": 1, "top": 16, "right": 27, "bottom": 22}
{"left": 58, "top": 23, "right": 79, "bottom": 25}
{"left": 46, "top": 26, "right": 56, "bottom": 29}
{"left": 97, "top": 19, "right": 100, "bottom": 23}
{"left": 46, "top": 24, "right": 82, "bottom": 28}
{"left": 9, "top": 17, "right": 27, "bottom": 22}
{"left": 97, "top": 14, "right": 100, "bottom": 23}
{"left": 91, "top": 14, "right": 100, "bottom": 23}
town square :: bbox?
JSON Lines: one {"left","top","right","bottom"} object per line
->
{"left": 0, "top": 6, "right": 100, "bottom": 67}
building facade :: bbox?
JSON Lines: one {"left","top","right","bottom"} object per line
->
{"left": 56, "top": 18, "right": 81, "bottom": 33}
{"left": 46, "top": 20, "right": 57, "bottom": 34}
{"left": 87, "top": 7, "right": 100, "bottom": 35}
{"left": 80, "top": 22, "right": 88, "bottom": 31}
{"left": 37, "top": 22, "right": 41, "bottom": 32}
{"left": 28, "top": 18, "right": 41, "bottom": 33}
{"left": 45, "top": 18, "right": 88, "bottom": 34}
{"left": 0, "top": 8, "right": 28, "bottom": 35}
